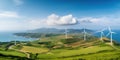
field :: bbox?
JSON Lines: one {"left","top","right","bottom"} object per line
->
{"left": 0, "top": 34, "right": 120, "bottom": 60}
{"left": 0, "top": 49, "right": 27, "bottom": 60}
{"left": 20, "top": 46, "right": 49, "bottom": 54}
{"left": 37, "top": 45, "right": 119, "bottom": 60}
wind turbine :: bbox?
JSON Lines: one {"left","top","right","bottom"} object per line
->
{"left": 106, "top": 27, "right": 115, "bottom": 45}
{"left": 64, "top": 28, "right": 68, "bottom": 39}
{"left": 15, "top": 40, "right": 16, "bottom": 45}
{"left": 97, "top": 28, "right": 106, "bottom": 42}
{"left": 14, "top": 35, "right": 17, "bottom": 46}
{"left": 83, "top": 28, "right": 87, "bottom": 41}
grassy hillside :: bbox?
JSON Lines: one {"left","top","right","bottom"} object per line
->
{"left": 0, "top": 34, "right": 120, "bottom": 60}
{"left": 37, "top": 45, "right": 116, "bottom": 60}
{"left": 20, "top": 46, "right": 49, "bottom": 54}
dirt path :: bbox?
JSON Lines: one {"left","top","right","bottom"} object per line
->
{"left": 8, "top": 45, "right": 30, "bottom": 58}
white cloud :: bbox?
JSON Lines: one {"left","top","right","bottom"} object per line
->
{"left": 46, "top": 14, "right": 78, "bottom": 25}
{"left": 13, "top": 0, "right": 23, "bottom": 6}
{"left": 0, "top": 11, "right": 19, "bottom": 18}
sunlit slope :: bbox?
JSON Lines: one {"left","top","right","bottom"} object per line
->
{"left": 20, "top": 46, "right": 49, "bottom": 53}
{"left": 0, "top": 34, "right": 120, "bottom": 60}
{"left": 37, "top": 45, "right": 116, "bottom": 60}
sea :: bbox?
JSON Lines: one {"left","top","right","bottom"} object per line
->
{"left": 0, "top": 30, "right": 120, "bottom": 42}
{"left": 112, "top": 30, "right": 120, "bottom": 42}
{"left": 0, "top": 32, "right": 35, "bottom": 42}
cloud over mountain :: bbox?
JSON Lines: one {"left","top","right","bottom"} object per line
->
{"left": 46, "top": 14, "right": 78, "bottom": 26}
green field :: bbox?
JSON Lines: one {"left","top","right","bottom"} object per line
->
{"left": 0, "top": 34, "right": 120, "bottom": 60}
{"left": 20, "top": 46, "right": 49, "bottom": 53}
{"left": 37, "top": 45, "right": 119, "bottom": 60}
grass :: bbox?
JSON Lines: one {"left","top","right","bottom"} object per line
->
{"left": 20, "top": 46, "right": 49, "bottom": 54}
{"left": 57, "top": 50, "right": 120, "bottom": 60}
{"left": 0, "top": 49, "right": 28, "bottom": 60}
{"left": 0, "top": 49, "right": 26, "bottom": 57}
{"left": 57, "top": 46, "right": 113, "bottom": 57}
{"left": 37, "top": 45, "right": 115, "bottom": 59}
{"left": 0, "top": 43, "right": 120, "bottom": 60}
{"left": 0, "top": 34, "right": 120, "bottom": 60}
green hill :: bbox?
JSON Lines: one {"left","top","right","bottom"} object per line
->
{"left": 0, "top": 34, "right": 120, "bottom": 60}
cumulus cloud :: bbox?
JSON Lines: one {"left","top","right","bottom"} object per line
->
{"left": 13, "top": 0, "right": 24, "bottom": 6}
{"left": 46, "top": 14, "right": 78, "bottom": 26}
{"left": 0, "top": 11, "right": 19, "bottom": 18}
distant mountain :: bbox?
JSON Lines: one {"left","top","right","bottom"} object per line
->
{"left": 27, "top": 28, "right": 94, "bottom": 34}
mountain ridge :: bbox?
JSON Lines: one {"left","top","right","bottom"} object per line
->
{"left": 26, "top": 28, "right": 94, "bottom": 34}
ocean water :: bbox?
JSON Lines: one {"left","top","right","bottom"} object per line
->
{"left": 0, "top": 32, "right": 35, "bottom": 42}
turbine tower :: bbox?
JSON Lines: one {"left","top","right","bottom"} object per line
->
{"left": 83, "top": 28, "right": 87, "bottom": 41}
{"left": 98, "top": 29, "right": 105, "bottom": 42}
{"left": 65, "top": 28, "right": 68, "bottom": 39}
{"left": 15, "top": 40, "right": 16, "bottom": 45}
{"left": 14, "top": 36, "right": 17, "bottom": 46}
{"left": 106, "top": 27, "right": 115, "bottom": 45}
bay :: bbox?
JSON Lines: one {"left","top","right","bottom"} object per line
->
{"left": 0, "top": 32, "right": 35, "bottom": 42}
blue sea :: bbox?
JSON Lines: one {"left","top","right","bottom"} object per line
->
{"left": 112, "top": 30, "right": 120, "bottom": 42}
{"left": 0, "top": 32, "right": 35, "bottom": 42}
{"left": 0, "top": 30, "right": 120, "bottom": 42}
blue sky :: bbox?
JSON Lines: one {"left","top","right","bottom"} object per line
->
{"left": 0, "top": 0, "right": 120, "bottom": 32}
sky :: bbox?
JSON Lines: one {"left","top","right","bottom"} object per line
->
{"left": 0, "top": 0, "right": 120, "bottom": 32}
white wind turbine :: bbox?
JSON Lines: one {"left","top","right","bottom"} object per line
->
{"left": 14, "top": 35, "right": 17, "bottom": 45}
{"left": 64, "top": 28, "right": 68, "bottom": 39}
{"left": 97, "top": 28, "right": 106, "bottom": 42}
{"left": 83, "top": 28, "right": 87, "bottom": 41}
{"left": 106, "top": 27, "right": 115, "bottom": 45}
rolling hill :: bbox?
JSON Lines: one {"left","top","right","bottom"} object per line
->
{"left": 0, "top": 33, "right": 120, "bottom": 60}
{"left": 13, "top": 28, "right": 94, "bottom": 38}
{"left": 27, "top": 28, "right": 94, "bottom": 33}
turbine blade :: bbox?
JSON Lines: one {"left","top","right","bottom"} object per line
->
{"left": 108, "top": 26, "right": 111, "bottom": 32}
{"left": 95, "top": 28, "right": 106, "bottom": 34}
{"left": 106, "top": 33, "right": 110, "bottom": 37}
{"left": 111, "top": 32, "right": 116, "bottom": 34}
